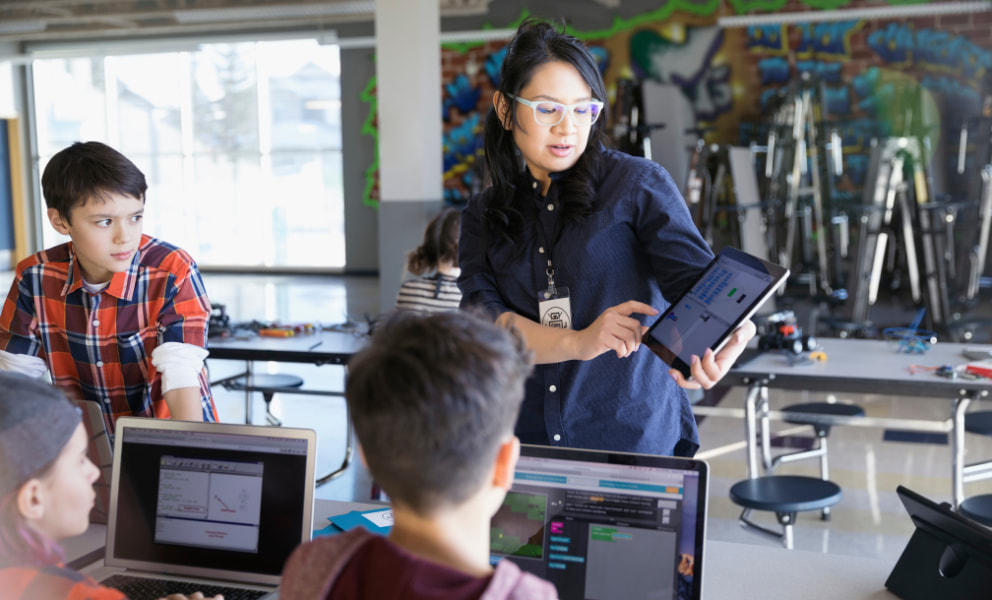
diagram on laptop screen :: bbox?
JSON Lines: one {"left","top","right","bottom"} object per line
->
{"left": 154, "top": 456, "right": 264, "bottom": 553}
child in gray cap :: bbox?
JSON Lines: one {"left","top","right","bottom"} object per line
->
{"left": 0, "top": 372, "right": 220, "bottom": 600}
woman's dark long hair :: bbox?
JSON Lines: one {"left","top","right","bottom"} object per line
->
{"left": 482, "top": 18, "right": 610, "bottom": 242}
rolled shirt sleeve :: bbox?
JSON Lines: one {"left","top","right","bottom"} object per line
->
{"left": 457, "top": 192, "right": 513, "bottom": 319}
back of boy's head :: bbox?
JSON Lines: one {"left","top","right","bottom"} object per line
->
{"left": 347, "top": 310, "right": 533, "bottom": 514}
{"left": 42, "top": 141, "right": 148, "bottom": 223}
{"left": 0, "top": 373, "right": 80, "bottom": 497}
{"left": 406, "top": 207, "right": 461, "bottom": 276}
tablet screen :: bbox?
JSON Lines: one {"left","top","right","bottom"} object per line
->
{"left": 645, "top": 247, "right": 788, "bottom": 378}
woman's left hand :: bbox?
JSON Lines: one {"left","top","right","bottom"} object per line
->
{"left": 669, "top": 320, "right": 757, "bottom": 390}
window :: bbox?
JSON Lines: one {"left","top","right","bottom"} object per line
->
{"left": 31, "top": 38, "right": 344, "bottom": 269}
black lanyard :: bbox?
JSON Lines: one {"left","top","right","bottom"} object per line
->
{"left": 527, "top": 183, "right": 564, "bottom": 298}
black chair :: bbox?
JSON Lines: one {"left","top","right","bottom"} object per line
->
{"left": 224, "top": 373, "right": 304, "bottom": 426}
{"left": 769, "top": 401, "right": 865, "bottom": 519}
{"left": 729, "top": 475, "right": 842, "bottom": 549}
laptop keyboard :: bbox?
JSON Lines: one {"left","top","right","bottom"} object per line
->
{"left": 101, "top": 574, "right": 270, "bottom": 600}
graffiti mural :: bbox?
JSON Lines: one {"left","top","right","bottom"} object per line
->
{"left": 630, "top": 26, "right": 730, "bottom": 122}
{"left": 360, "top": 4, "right": 992, "bottom": 208}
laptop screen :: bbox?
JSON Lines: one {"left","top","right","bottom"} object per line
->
{"left": 105, "top": 418, "right": 316, "bottom": 586}
{"left": 490, "top": 445, "right": 708, "bottom": 600}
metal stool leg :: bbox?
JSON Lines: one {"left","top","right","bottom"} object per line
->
{"left": 737, "top": 507, "right": 798, "bottom": 549}
{"left": 819, "top": 435, "right": 832, "bottom": 520}
{"left": 262, "top": 392, "right": 282, "bottom": 426}
{"left": 778, "top": 512, "right": 796, "bottom": 550}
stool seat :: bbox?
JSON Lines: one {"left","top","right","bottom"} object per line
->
{"left": 730, "top": 475, "right": 843, "bottom": 549}
{"left": 226, "top": 374, "right": 304, "bottom": 426}
{"left": 782, "top": 402, "right": 865, "bottom": 433}
{"left": 731, "top": 475, "right": 842, "bottom": 513}
{"left": 227, "top": 373, "right": 304, "bottom": 391}
{"left": 964, "top": 411, "right": 992, "bottom": 436}
{"left": 959, "top": 494, "right": 992, "bottom": 527}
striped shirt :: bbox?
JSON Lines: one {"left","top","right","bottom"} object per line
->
{"left": 395, "top": 275, "right": 462, "bottom": 313}
{"left": 0, "top": 235, "right": 217, "bottom": 434}
{"left": 0, "top": 564, "right": 126, "bottom": 600}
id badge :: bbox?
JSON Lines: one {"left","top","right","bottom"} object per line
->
{"left": 538, "top": 287, "right": 572, "bottom": 330}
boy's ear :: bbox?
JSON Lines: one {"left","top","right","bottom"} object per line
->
{"left": 493, "top": 92, "right": 512, "bottom": 131}
{"left": 47, "top": 208, "right": 70, "bottom": 235}
{"left": 16, "top": 479, "right": 46, "bottom": 522}
{"left": 492, "top": 436, "right": 520, "bottom": 490}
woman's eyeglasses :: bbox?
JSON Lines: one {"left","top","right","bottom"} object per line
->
{"left": 506, "top": 94, "right": 604, "bottom": 127}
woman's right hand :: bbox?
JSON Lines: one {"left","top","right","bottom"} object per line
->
{"left": 571, "top": 300, "right": 658, "bottom": 361}
{"left": 160, "top": 593, "right": 224, "bottom": 600}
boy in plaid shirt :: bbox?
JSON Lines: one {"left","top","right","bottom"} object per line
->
{"left": 0, "top": 141, "right": 216, "bottom": 433}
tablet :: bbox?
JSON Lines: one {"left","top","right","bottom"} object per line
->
{"left": 644, "top": 247, "right": 789, "bottom": 379}
{"left": 885, "top": 485, "right": 992, "bottom": 599}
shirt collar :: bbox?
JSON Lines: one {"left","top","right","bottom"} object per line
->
{"left": 519, "top": 168, "right": 567, "bottom": 200}
{"left": 62, "top": 237, "right": 144, "bottom": 300}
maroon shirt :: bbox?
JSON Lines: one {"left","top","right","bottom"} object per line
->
{"left": 281, "top": 528, "right": 558, "bottom": 599}
{"left": 331, "top": 535, "right": 491, "bottom": 599}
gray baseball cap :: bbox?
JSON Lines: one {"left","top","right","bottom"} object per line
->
{"left": 0, "top": 372, "right": 81, "bottom": 497}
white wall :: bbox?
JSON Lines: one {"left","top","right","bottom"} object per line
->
{"left": 0, "top": 62, "right": 15, "bottom": 117}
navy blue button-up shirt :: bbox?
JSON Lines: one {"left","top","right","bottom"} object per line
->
{"left": 458, "top": 149, "right": 714, "bottom": 455}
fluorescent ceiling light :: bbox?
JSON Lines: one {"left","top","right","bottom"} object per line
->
{"left": 174, "top": 2, "right": 375, "bottom": 24}
{"left": 0, "top": 20, "right": 46, "bottom": 35}
{"left": 718, "top": 1, "right": 990, "bottom": 26}
{"left": 440, "top": 29, "right": 515, "bottom": 43}
{"left": 334, "top": 28, "right": 515, "bottom": 49}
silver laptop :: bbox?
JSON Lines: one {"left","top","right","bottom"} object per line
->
{"left": 72, "top": 399, "right": 114, "bottom": 525}
{"left": 490, "top": 445, "right": 709, "bottom": 600}
{"left": 90, "top": 417, "right": 317, "bottom": 599}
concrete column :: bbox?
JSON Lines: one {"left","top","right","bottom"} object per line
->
{"left": 374, "top": 0, "right": 444, "bottom": 311}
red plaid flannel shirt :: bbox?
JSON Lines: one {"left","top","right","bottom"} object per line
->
{"left": 0, "top": 235, "right": 217, "bottom": 433}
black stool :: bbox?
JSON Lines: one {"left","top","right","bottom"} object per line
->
{"left": 225, "top": 373, "right": 304, "bottom": 426}
{"left": 730, "top": 475, "right": 842, "bottom": 549}
{"left": 771, "top": 401, "right": 865, "bottom": 519}
{"left": 959, "top": 411, "right": 992, "bottom": 523}
{"left": 959, "top": 494, "right": 992, "bottom": 527}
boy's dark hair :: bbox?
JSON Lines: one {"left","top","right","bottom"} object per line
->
{"left": 346, "top": 310, "right": 533, "bottom": 514}
{"left": 42, "top": 141, "right": 148, "bottom": 223}
{"left": 482, "top": 18, "right": 610, "bottom": 242}
{"left": 406, "top": 207, "right": 462, "bottom": 276}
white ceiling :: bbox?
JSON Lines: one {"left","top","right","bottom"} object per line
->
{"left": 0, "top": 0, "right": 493, "bottom": 44}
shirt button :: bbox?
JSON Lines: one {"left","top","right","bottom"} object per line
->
{"left": 92, "top": 320, "right": 99, "bottom": 326}
{"left": 549, "top": 385, "right": 557, "bottom": 392}
{"left": 553, "top": 434, "right": 561, "bottom": 442}
{"left": 96, "top": 361, "right": 104, "bottom": 368}
{"left": 547, "top": 203, "right": 554, "bottom": 211}
{"left": 532, "top": 181, "right": 537, "bottom": 189}
{"left": 104, "top": 397, "right": 111, "bottom": 404}
{"left": 538, "top": 246, "right": 545, "bottom": 254}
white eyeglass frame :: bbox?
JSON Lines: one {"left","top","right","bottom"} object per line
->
{"left": 505, "top": 93, "right": 605, "bottom": 127}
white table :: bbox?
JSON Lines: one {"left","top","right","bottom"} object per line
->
{"left": 697, "top": 338, "right": 992, "bottom": 506}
